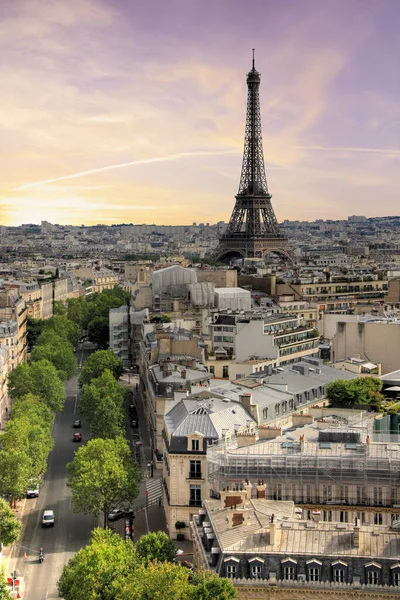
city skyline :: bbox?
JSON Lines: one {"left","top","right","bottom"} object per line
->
{"left": 1, "top": 0, "right": 400, "bottom": 227}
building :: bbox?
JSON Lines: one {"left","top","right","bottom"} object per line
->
{"left": 0, "top": 347, "right": 10, "bottom": 418}
{"left": 40, "top": 281, "right": 53, "bottom": 319}
{"left": 209, "top": 312, "right": 320, "bottom": 367}
{"left": 162, "top": 394, "right": 254, "bottom": 539}
{"left": 192, "top": 492, "right": 400, "bottom": 599}
{"left": 0, "top": 289, "right": 27, "bottom": 367}
{"left": 206, "top": 405, "right": 400, "bottom": 528}
{"left": 109, "top": 305, "right": 130, "bottom": 366}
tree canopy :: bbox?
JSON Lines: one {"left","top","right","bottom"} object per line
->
{"left": 31, "top": 330, "right": 77, "bottom": 380}
{"left": 67, "top": 438, "right": 141, "bottom": 528}
{"left": 8, "top": 359, "right": 66, "bottom": 412}
{"left": 326, "top": 377, "right": 384, "bottom": 409}
{"left": 79, "top": 350, "right": 123, "bottom": 387}
{"left": 58, "top": 528, "right": 236, "bottom": 600}
{"left": 87, "top": 316, "right": 110, "bottom": 349}
{"left": 135, "top": 531, "right": 177, "bottom": 564}
{"left": 0, "top": 498, "right": 22, "bottom": 550}
{"left": 80, "top": 370, "right": 126, "bottom": 439}
{"left": 43, "top": 315, "right": 80, "bottom": 347}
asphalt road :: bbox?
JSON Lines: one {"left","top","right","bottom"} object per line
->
{"left": 13, "top": 346, "right": 98, "bottom": 600}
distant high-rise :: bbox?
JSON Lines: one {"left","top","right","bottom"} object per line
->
{"left": 213, "top": 52, "right": 291, "bottom": 262}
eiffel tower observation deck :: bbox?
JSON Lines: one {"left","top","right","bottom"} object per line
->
{"left": 214, "top": 51, "right": 292, "bottom": 263}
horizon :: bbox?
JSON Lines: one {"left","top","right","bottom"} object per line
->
{"left": 1, "top": 0, "right": 400, "bottom": 227}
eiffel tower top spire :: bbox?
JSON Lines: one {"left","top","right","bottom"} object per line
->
{"left": 237, "top": 49, "right": 269, "bottom": 197}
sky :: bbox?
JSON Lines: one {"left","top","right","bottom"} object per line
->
{"left": 1, "top": 0, "right": 399, "bottom": 227}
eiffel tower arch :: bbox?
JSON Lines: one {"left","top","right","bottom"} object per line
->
{"left": 213, "top": 52, "right": 292, "bottom": 263}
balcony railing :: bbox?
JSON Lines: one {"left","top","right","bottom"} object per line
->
{"left": 188, "top": 472, "right": 202, "bottom": 480}
{"left": 189, "top": 499, "right": 202, "bottom": 507}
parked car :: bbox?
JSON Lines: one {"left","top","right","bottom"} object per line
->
{"left": 72, "top": 419, "right": 81, "bottom": 428}
{"left": 73, "top": 432, "right": 82, "bottom": 442}
{"left": 26, "top": 479, "right": 40, "bottom": 498}
{"left": 42, "top": 509, "right": 55, "bottom": 527}
{"left": 131, "top": 418, "right": 139, "bottom": 428}
{"left": 108, "top": 509, "right": 124, "bottom": 522}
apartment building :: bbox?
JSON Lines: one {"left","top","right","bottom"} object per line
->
{"left": 109, "top": 305, "right": 130, "bottom": 366}
{"left": 209, "top": 312, "right": 320, "bottom": 368}
{"left": 0, "top": 347, "right": 9, "bottom": 417}
{"left": 192, "top": 492, "right": 400, "bottom": 599}
{"left": 206, "top": 408, "right": 400, "bottom": 528}
{"left": 0, "top": 289, "right": 27, "bottom": 367}
{"left": 162, "top": 394, "right": 254, "bottom": 539}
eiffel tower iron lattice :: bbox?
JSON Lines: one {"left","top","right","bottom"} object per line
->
{"left": 213, "top": 51, "right": 292, "bottom": 262}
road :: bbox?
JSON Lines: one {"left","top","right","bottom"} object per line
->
{"left": 13, "top": 346, "right": 98, "bottom": 600}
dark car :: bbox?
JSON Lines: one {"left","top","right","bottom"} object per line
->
{"left": 73, "top": 432, "right": 82, "bottom": 442}
{"left": 131, "top": 418, "right": 139, "bottom": 428}
{"left": 73, "top": 419, "right": 81, "bottom": 428}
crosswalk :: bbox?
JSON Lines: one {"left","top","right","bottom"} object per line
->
{"left": 145, "top": 477, "right": 163, "bottom": 506}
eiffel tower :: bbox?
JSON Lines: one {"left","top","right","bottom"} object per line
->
{"left": 214, "top": 51, "right": 291, "bottom": 262}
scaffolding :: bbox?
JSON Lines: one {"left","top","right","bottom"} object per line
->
{"left": 207, "top": 428, "right": 400, "bottom": 508}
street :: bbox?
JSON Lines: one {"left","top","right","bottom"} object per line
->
{"left": 12, "top": 347, "right": 98, "bottom": 600}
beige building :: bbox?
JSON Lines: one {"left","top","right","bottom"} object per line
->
{"left": 0, "top": 347, "right": 10, "bottom": 417}
{"left": 162, "top": 394, "right": 254, "bottom": 539}
{"left": 0, "top": 290, "right": 27, "bottom": 367}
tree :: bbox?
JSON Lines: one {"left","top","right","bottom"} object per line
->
{"left": 135, "top": 532, "right": 177, "bottom": 564}
{"left": 150, "top": 314, "right": 171, "bottom": 323}
{"left": 58, "top": 528, "right": 138, "bottom": 600}
{"left": 11, "top": 393, "right": 54, "bottom": 429}
{"left": 26, "top": 316, "right": 45, "bottom": 350}
{"left": 67, "top": 297, "right": 90, "bottom": 329}
{"left": 53, "top": 300, "right": 67, "bottom": 316}
{"left": 87, "top": 316, "right": 110, "bottom": 349}
{"left": 8, "top": 363, "right": 34, "bottom": 400}
{"left": 67, "top": 438, "right": 141, "bottom": 528}
{"left": 118, "top": 561, "right": 193, "bottom": 600}
{"left": 31, "top": 332, "right": 77, "bottom": 380}
{"left": 326, "top": 377, "right": 384, "bottom": 410}
{"left": 0, "top": 449, "right": 32, "bottom": 507}
{"left": 80, "top": 370, "right": 125, "bottom": 438}
{"left": 189, "top": 571, "right": 237, "bottom": 600}
{"left": 43, "top": 315, "right": 80, "bottom": 347}
{"left": 8, "top": 360, "right": 65, "bottom": 412}
{"left": 0, "top": 498, "right": 22, "bottom": 551}
{"left": 79, "top": 350, "right": 123, "bottom": 387}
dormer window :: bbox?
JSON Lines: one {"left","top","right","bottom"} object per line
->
{"left": 332, "top": 561, "right": 348, "bottom": 583}
{"left": 192, "top": 439, "right": 200, "bottom": 451}
{"left": 248, "top": 557, "right": 264, "bottom": 579}
{"left": 365, "top": 562, "right": 381, "bottom": 585}
{"left": 306, "top": 559, "right": 322, "bottom": 582}
{"left": 281, "top": 558, "right": 297, "bottom": 580}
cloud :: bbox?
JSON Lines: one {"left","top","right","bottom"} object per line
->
{"left": 294, "top": 145, "right": 400, "bottom": 157}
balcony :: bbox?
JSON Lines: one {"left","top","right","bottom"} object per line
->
{"left": 189, "top": 499, "right": 202, "bottom": 507}
{"left": 188, "top": 472, "right": 203, "bottom": 480}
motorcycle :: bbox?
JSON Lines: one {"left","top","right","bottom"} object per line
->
{"left": 39, "top": 549, "right": 44, "bottom": 564}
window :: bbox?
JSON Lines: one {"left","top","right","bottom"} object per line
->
{"left": 189, "top": 460, "right": 201, "bottom": 479}
{"left": 222, "top": 366, "right": 229, "bottom": 378}
{"left": 373, "top": 487, "right": 383, "bottom": 505}
{"left": 309, "top": 568, "right": 320, "bottom": 581}
{"left": 191, "top": 439, "right": 200, "bottom": 451}
{"left": 189, "top": 485, "right": 201, "bottom": 507}
{"left": 283, "top": 566, "right": 295, "bottom": 580}
{"left": 226, "top": 564, "right": 236, "bottom": 579}
{"left": 392, "top": 488, "right": 398, "bottom": 505}
{"left": 357, "top": 486, "right": 365, "bottom": 504}
{"left": 367, "top": 570, "right": 379, "bottom": 585}
{"left": 340, "top": 511, "right": 349, "bottom": 523}
{"left": 289, "top": 399, "right": 294, "bottom": 410}
{"left": 340, "top": 486, "right": 349, "bottom": 502}
{"left": 374, "top": 513, "right": 382, "bottom": 525}
{"left": 323, "top": 485, "right": 332, "bottom": 501}
{"left": 209, "top": 366, "right": 215, "bottom": 375}
{"left": 251, "top": 564, "right": 262, "bottom": 578}
{"left": 262, "top": 408, "right": 268, "bottom": 419}
{"left": 393, "top": 572, "right": 400, "bottom": 586}
{"left": 275, "top": 403, "right": 280, "bottom": 416}
{"left": 323, "top": 510, "right": 332, "bottom": 522}
{"left": 334, "top": 568, "right": 345, "bottom": 583}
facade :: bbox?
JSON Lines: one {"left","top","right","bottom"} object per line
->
{"left": 192, "top": 492, "right": 400, "bottom": 598}
{"left": 162, "top": 395, "right": 254, "bottom": 539}
{"left": 109, "top": 305, "right": 130, "bottom": 366}
{"left": 0, "top": 290, "right": 27, "bottom": 368}
{"left": 40, "top": 281, "right": 53, "bottom": 319}
{"left": 53, "top": 277, "right": 69, "bottom": 304}
{"left": 0, "top": 347, "right": 10, "bottom": 417}
{"left": 210, "top": 312, "right": 319, "bottom": 366}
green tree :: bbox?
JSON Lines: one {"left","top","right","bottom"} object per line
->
{"left": 9, "top": 360, "right": 65, "bottom": 412}
{"left": 31, "top": 332, "right": 77, "bottom": 380}
{"left": 58, "top": 528, "right": 138, "bottom": 600}
{"left": 135, "top": 532, "right": 177, "bottom": 564}
{"left": 80, "top": 370, "right": 125, "bottom": 438}
{"left": 26, "top": 316, "right": 45, "bottom": 350}
{"left": 0, "top": 498, "right": 22, "bottom": 551}
{"left": 80, "top": 350, "right": 123, "bottom": 387}
{"left": 43, "top": 315, "right": 80, "bottom": 347}
{"left": 87, "top": 316, "right": 110, "bottom": 349}
{"left": 67, "top": 297, "right": 90, "bottom": 329}
{"left": 150, "top": 314, "right": 172, "bottom": 323}
{"left": 0, "top": 449, "right": 32, "bottom": 507}
{"left": 189, "top": 571, "right": 236, "bottom": 599}
{"left": 53, "top": 300, "right": 67, "bottom": 316}
{"left": 119, "top": 561, "right": 193, "bottom": 600}
{"left": 325, "top": 380, "right": 350, "bottom": 406}
{"left": 326, "top": 377, "right": 384, "bottom": 410}
{"left": 11, "top": 393, "right": 54, "bottom": 429}
{"left": 67, "top": 438, "right": 141, "bottom": 528}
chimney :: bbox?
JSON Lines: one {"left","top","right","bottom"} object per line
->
{"left": 312, "top": 510, "right": 321, "bottom": 524}
{"left": 244, "top": 481, "right": 253, "bottom": 500}
{"left": 210, "top": 547, "right": 220, "bottom": 567}
{"left": 220, "top": 490, "right": 246, "bottom": 510}
{"left": 300, "top": 434, "right": 305, "bottom": 452}
{"left": 181, "top": 369, "right": 186, "bottom": 379}
{"left": 354, "top": 518, "right": 361, "bottom": 548}
{"left": 237, "top": 432, "right": 257, "bottom": 447}
{"left": 191, "top": 358, "right": 197, "bottom": 369}
{"left": 258, "top": 425, "right": 282, "bottom": 440}
{"left": 269, "top": 514, "right": 276, "bottom": 545}
{"left": 256, "top": 482, "right": 267, "bottom": 499}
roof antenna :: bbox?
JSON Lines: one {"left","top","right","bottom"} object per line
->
{"left": 252, "top": 48, "right": 255, "bottom": 70}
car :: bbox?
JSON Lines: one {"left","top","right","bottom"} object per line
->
{"left": 26, "top": 480, "right": 40, "bottom": 498}
{"left": 73, "top": 419, "right": 81, "bottom": 428}
{"left": 131, "top": 419, "right": 139, "bottom": 428}
{"left": 108, "top": 509, "right": 124, "bottom": 522}
{"left": 73, "top": 432, "right": 82, "bottom": 442}
{"left": 42, "top": 509, "right": 55, "bottom": 527}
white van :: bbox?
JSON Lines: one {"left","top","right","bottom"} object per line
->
{"left": 42, "top": 510, "right": 55, "bottom": 527}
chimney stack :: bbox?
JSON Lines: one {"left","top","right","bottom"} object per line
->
{"left": 181, "top": 369, "right": 186, "bottom": 379}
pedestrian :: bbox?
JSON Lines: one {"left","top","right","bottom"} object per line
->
{"left": 158, "top": 496, "right": 162, "bottom": 508}
{"left": 5, "top": 407, "right": 8, "bottom": 414}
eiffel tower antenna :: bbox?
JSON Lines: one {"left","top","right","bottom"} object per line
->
{"left": 213, "top": 52, "right": 292, "bottom": 262}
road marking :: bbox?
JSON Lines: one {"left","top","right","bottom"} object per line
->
{"left": 144, "top": 507, "right": 150, "bottom": 533}
{"left": 73, "top": 394, "right": 78, "bottom": 415}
